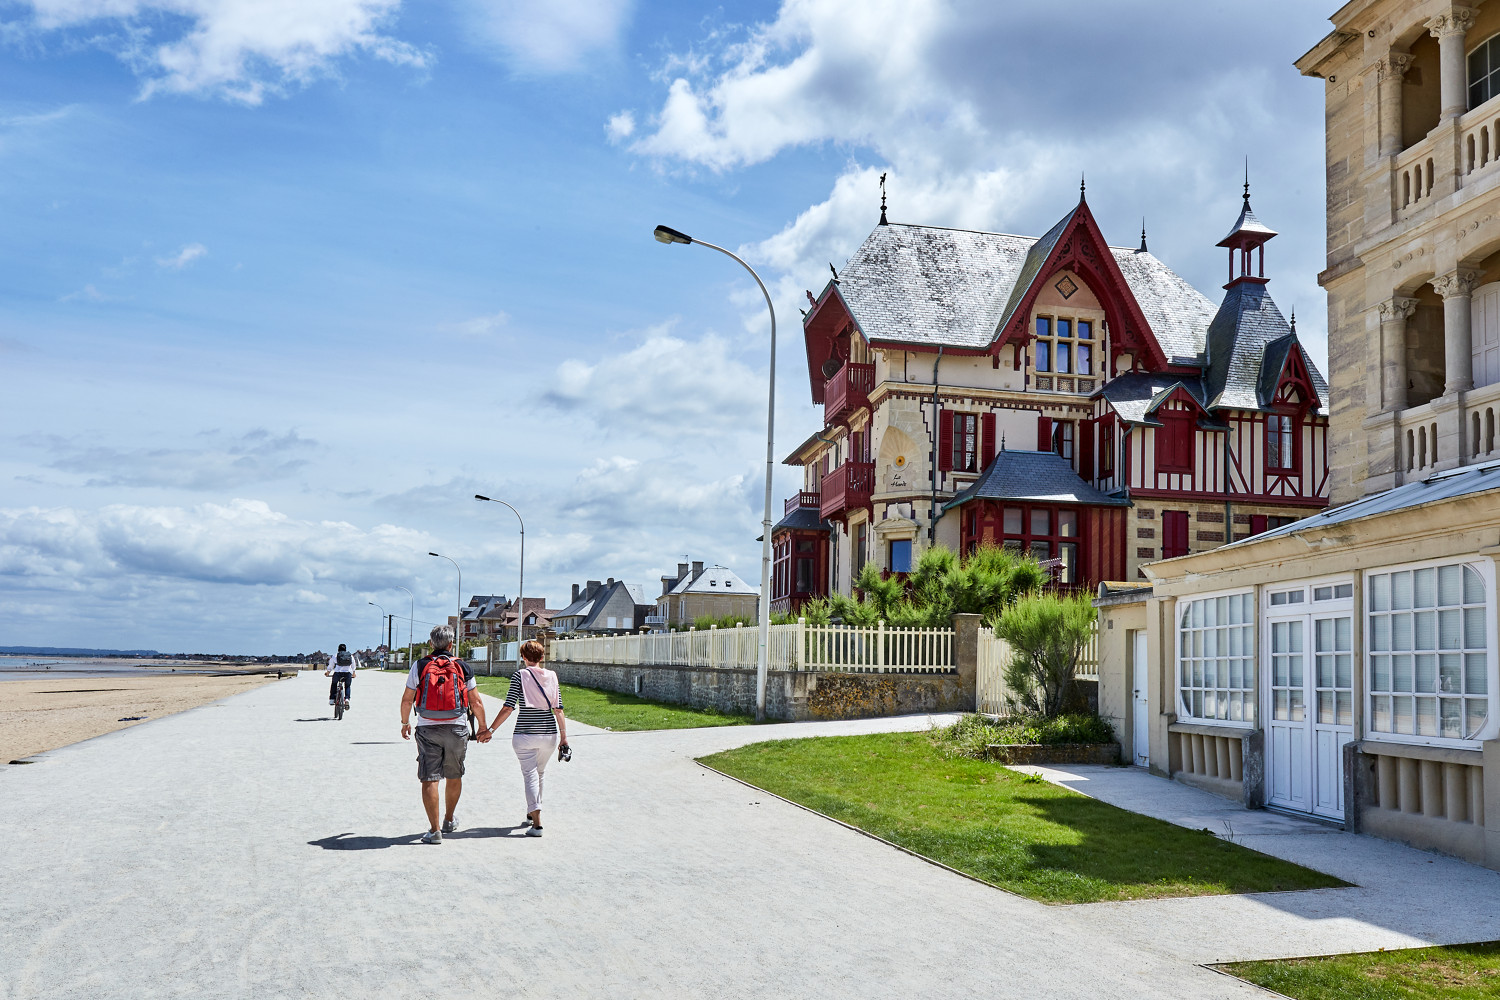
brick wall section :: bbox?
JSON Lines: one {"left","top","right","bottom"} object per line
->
{"left": 1196, "top": 511, "right": 1224, "bottom": 523}
{"left": 1136, "top": 546, "right": 1155, "bottom": 559}
{"left": 984, "top": 742, "right": 1122, "bottom": 765}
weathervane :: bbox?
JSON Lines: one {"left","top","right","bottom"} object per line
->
{"left": 879, "top": 172, "right": 888, "bottom": 225}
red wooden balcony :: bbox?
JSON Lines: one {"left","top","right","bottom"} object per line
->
{"left": 785, "top": 491, "right": 821, "bottom": 517}
{"left": 823, "top": 361, "right": 875, "bottom": 425}
{"left": 820, "top": 461, "right": 875, "bottom": 520}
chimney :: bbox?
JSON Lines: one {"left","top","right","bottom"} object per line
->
{"left": 571, "top": 583, "right": 580, "bottom": 603}
{"left": 607, "top": 577, "right": 615, "bottom": 586}
{"left": 692, "top": 560, "right": 704, "bottom": 581}
{"left": 586, "top": 580, "right": 602, "bottom": 598}
{"left": 677, "top": 562, "right": 689, "bottom": 581}
{"left": 662, "top": 575, "right": 674, "bottom": 596}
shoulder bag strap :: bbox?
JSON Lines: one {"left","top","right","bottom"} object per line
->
{"left": 520, "top": 667, "right": 555, "bottom": 711}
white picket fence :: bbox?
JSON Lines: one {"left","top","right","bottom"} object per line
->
{"left": 548, "top": 620, "right": 955, "bottom": 674}
{"left": 976, "top": 623, "right": 1100, "bottom": 714}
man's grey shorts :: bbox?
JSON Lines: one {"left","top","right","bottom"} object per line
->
{"left": 415, "top": 724, "right": 469, "bottom": 781}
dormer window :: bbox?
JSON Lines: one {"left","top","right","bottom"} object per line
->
{"left": 1033, "top": 317, "right": 1094, "bottom": 376}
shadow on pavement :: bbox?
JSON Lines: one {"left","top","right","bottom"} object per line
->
{"left": 309, "top": 827, "right": 528, "bottom": 850}
{"left": 293, "top": 718, "right": 334, "bottom": 723}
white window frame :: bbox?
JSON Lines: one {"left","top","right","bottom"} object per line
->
{"left": 1363, "top": 555, "right": 1498, "bottom": 749}
{"left": 1174, "top": 586, "right": 1257, "bottom": 729}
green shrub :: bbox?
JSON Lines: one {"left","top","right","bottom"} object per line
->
{"left": 994, "top": 591, "right": 1097, "bottom": 717}
{"left": 932, "top": 713, "right": 1115, "bottom": 759}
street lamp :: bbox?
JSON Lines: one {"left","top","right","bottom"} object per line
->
{"left": 474, "top": 496, "right": 525, "bottom": 643}
{"left": 429, "top": 552, "right": 462, "bottom": 644}
{"left": 396, "top": 585, "right": 415, "bottom": 667}
{"left": 368, "top": 601, "right": 386, "bottom": 658}
{"left": 653, "top": 223, "right": 776, "bottom": 723}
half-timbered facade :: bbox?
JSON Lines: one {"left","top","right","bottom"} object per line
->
{"left": 773, "top": 191, "right": 1331, "bottom": 599}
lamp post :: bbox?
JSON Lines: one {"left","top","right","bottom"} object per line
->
{"left": 367, "top": 601, "right": 385, "bottom": 659}
{"left": 474, "top": 495, "right": 525, "bottom": 643}
{"left": 396, "top": 585, "right": 415, "bottom": 667}
{"left": 652, "top": 223, "right": 776, "bottom": 722}
{"left": 429, "top": 552, "right": 462, "bottom": 646}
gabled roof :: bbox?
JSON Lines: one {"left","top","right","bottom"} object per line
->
{"left": 945, "top": 449, "right": 1132, "bottom": 510}
{"left": 816, "top": 210, "right": 1217, "bottom": 365}
{"left": 1203, "top": 283, "right": 1329, "bottom": 414}
{"left": 1098, "top": 372, "right": 1208, "bottom": 425}
{"left": 774, "top": 506, "right": 832, "bottom": 532}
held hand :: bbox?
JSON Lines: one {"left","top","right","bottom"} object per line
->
{"left": 324, "top": 671, "right": 331, "bottom": 676}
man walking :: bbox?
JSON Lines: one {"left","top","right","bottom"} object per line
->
{"left": 400, "top": 626, "right": 486, "bottom": 844}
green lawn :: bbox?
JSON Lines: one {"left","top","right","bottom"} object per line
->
{"left": 1223, "top": 942, "right": 1500, "bottom": 999}
{"left": 698, "top": 731, "right": 1347, "bottom": 904}
{"left": 475, "top": 677, "right": 755, "bottom": 731}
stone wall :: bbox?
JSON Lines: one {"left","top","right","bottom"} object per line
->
{"left": 504, "top": 657, "right": 972, "bottom": 722}
{"left": 985, "top": 742, "right": 1121, "bottom": 766}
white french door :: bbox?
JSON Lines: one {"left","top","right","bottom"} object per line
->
{"left": 1131, "top": 630, "right": 1149, "bottom": 767}
{"left": 1265, "top": 609, "right": 1354, "bottom": 819}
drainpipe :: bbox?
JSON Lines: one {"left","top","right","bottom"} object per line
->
{"left": 928, "top": 346, "right": 945, "bottom": 542}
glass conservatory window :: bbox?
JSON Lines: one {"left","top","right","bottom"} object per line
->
{"left": 1177, "top": 592, "right": 1256, "bottom": 723}
{"left": 1367, "top": 562, "right": 1490, "bottom": 742}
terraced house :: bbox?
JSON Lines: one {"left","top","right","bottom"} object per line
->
{"left": 771, "top": 190, "right": 1331, "bottom": 612}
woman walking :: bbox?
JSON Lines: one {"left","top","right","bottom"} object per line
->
{"left": 479, "top": 639, "right": 568, "bottom": 837}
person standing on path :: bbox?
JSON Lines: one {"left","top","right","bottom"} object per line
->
{"left": 478, "top": 639, "right": 568, "bottom": 837}
{"left": 400, "top": 626, "right": 487, "bottom": 844}
{"left": 325, "top": 644, "right": 360, "bottom": 708}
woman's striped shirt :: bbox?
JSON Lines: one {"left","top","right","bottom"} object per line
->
{"left": 504, "top": 671, "right": 561, "bottom": 735}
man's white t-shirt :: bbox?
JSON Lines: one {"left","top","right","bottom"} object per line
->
{"left": 329, "top": 651, "right": 359, "bottom": 673}
{"left": 405, "top": 655, "right": 478, "bottom": 727}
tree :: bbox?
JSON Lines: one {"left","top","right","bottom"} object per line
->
{"left": 829, "top": 544, "right": 1047, "bottom": 628}
{"left": 994, "top": 591, "right": 1097, "bottom": 718}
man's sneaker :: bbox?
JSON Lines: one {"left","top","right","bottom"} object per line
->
{"left": 421, "top": 829, "right": 442, "bottom": 845}
{"left": 441, "top": 817, "right": 458, "bottom": 834}
{"left": 525, "top": 825, "right": 543, "bottom": 837}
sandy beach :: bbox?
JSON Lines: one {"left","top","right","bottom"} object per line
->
{"left": 0, "top": 672, "right": 280, "bottom": 764}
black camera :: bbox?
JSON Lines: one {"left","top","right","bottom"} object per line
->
{"left": 558, "top": 742, "right": 572, "bottom": 762}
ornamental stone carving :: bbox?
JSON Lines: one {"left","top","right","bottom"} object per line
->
{"left": 1377, "top": 296, "right": 1419, "bottom": 321}
{"left": 1382, "top": 52, "right": 1412, "bottom": 80}
{"left": 1431, "top": 268, "right": 1483, "bottom": 299}
{"left": 1427, "top": 6, "right": 1476, "bottom": 38}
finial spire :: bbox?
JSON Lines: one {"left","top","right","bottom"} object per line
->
{"left": 1080, "top": 172, "right": 1086, "bottom": 202}
{"left": 1000, "top": 432, "right": 1006, "bottom": 452}
{"left": 1289, "top": 307, "right": 1296, "bottom": 334}
{"left": 1243, "top": 157, "right": 1251, "bottom": 204}
{"left": 1137, "top": 217, "right": 1148, "bottom": 254}
{"left": 879, "top": 171, "right": 888, "bottom": 225}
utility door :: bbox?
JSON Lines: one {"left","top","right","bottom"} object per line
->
{"left": 1131, "top": 630, "right": 1150, "bottom": 767}
{"left": 1263, "top": 584, "right": 1355, "bottom": 819}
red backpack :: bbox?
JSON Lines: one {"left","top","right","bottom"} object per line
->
{"left": 416, "top": 655, "right": 470, "bottom": 721}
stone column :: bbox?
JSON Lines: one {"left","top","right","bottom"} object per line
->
{"left": 1428, "top": 7, "right": 1477, "bottom": 121}
{"left": 1435, "top": 269, "right": 1481, "bottom": 394}
{"left": 1378, "top": 296, "right": 1418, "bottom": 411}
{"left": 950, "top": 612, "right": 981, "bottom": 711}
{"left": 1380, "top": 52, "right": 1412, "bottom": 156}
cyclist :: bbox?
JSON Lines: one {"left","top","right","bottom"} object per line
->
{"left": 326, "top": 643, "right": 360, "bottom": 712}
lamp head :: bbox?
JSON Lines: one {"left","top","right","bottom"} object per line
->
{"left": 653, "top": 225, "right": 692, "bottom": 245}
{"left": 474, "top": 494, "right": 491, "bottom": 501}
{"left": 428, "top": 551, "right": 440, "bottom": 558}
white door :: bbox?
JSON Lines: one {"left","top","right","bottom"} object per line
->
{"left": 1472, "top": 283, "right": 1500, "bottom": 389}
{"left": 1265, "top": 612, "right": 1354, "bottom": 819}
{"left": 1131, "top": 630, "right": 1150, "bottom": 767}
{"left": 1266, "top": 618, "right": 1309, "bottom": 812}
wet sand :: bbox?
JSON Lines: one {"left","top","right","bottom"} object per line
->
{"left": 0, "top": 673, "right": 280, "bottom": 764}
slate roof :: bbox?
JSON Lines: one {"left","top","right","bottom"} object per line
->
{"left": 1218, "top": 198, "right": 1278, "bottom": 245}
{"left": 1227, "top": 461, "right": 1500, "bottom": 546}
{"left": 1097, "top": 372, "right": 1207, "bottom": 425}
{"left": 1202, "top": 283, "right": 1329, "bottom": 415}
{"left": 665, "top": 565, "right": 758, "bottom": 596}
{"left": 828, "top": 217, "right": 1218, "bottom": 363}
{"left": 774, "top": 506, "right": 832, "bottom": 532}
{"left": 945, "top": 449, "right": 1132, "bottom": 510}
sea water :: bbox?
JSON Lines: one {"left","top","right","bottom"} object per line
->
{"left": 0, "top": 655, "right": 216, "bottom": 682}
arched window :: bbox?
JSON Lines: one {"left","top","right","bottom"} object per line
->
{"left": 1470, "top": 34, "right": 1500, "bottom": 108}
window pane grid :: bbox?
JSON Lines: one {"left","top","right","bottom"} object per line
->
{"left": 1178, "top": 593, "right": 1255, "bottom": 723}
{"left": 1368, "top": 564, "right": 1489, "bottom": 740}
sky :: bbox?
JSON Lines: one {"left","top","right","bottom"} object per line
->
{"left": 0, "top": 0, "right": 1338, "bottom": 654}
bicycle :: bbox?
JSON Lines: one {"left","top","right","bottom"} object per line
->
{"left": 332, "top": 672, "right": 352, "bottom": 721}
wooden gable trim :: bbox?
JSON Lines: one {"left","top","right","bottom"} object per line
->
{"left": 991, "top": 202, "right": 1170, "bottom": 372}
{"left": 802, "top": 282, "right": 864, "bottom": 404}
{"left": 1270, "top": 341, "right": 1322, "bottom": 412}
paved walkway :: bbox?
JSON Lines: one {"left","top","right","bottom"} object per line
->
{"left": 2, "top": 670, "right": 1496, "bottom": 999}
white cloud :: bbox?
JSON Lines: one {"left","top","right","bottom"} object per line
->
{"left": 59, "top": 283, "right": 111, "bottom": 303}
{"left": 14, "top": 0, "right": 427, "bottom": 104}
{"left": 155, "top": 242, "right": 207, "bottom": 269}
{"left": 605, "top": 110, "right": 635, "bottom": 142}
{"left": 454, "top": 0, "right": 632, "bottom": 73}
{"left": 452, "top": 310, "right": 509, "bottom": 336}
{"left": 42, "top": 428, "right": 317, "bottom": 490}
{"left": 544, "top": 325, "right": 766, "bottom": 432}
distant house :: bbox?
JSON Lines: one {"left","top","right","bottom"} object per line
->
{"left": 655, "top": 560, "right": 758, "bottom": 628}
{"left": 552, "top": 579, "right": 651, "bottom": 634}
{"left": 459, "top": 595, "right": 508, "bottom": 643}
{"left": 494, "top": 597, "right": 557, "bottom": 640}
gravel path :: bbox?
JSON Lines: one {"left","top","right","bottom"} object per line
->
{"left": 1, "top": 669, "right": 1494, "bottom": 999}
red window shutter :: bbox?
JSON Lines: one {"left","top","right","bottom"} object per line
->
{"left": 1078, "top": 420, "right": 1095, "bottom": 480}
{"left": 1250, "top": 515, "right": 1267, "bottom": 536}
{"left": 1037, "top": 416, "right": 1053, "bottom": 452}
{"left": 980, "top": 412, "right": 996, "bottom": 469}
{"left": 938, "top": 409, "right": 954, "bottom": 471}
{"left": 1163, "top": 511, "right": 1190, "bottom": 559}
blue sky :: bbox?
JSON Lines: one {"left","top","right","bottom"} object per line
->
{"left": 0, "top": 0, "right": 1337, "bottom": 653}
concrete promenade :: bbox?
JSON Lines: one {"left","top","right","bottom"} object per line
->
{"left": 2, "top": 670, "right": 1497, "bottom": 999}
